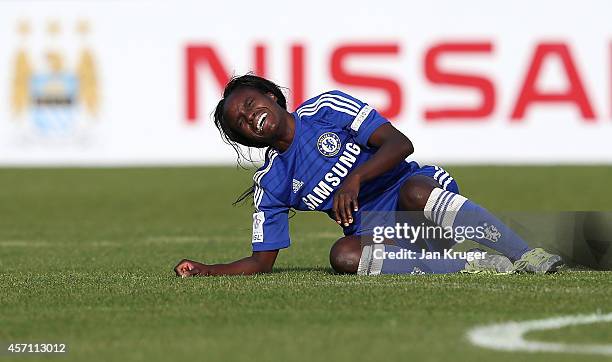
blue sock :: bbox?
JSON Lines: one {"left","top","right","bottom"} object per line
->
{"left": 423, "top": 188, "right": 530, "bottom": 261}
{"left": 357, "top": 244, "right": 467, "bottom": 275}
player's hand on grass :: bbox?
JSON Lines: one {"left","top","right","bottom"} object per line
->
{"left": 174, "top": 259, "right": 208, "bottom": 277}
{"left": 333, "top": 174, "right": 360, "bottom": 227}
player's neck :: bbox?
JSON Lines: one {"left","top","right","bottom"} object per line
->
{"left": 271, "top": 112, "right": 295, "bottom": 153}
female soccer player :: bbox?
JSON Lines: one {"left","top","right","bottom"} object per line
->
{"left": 174, "top": 75, "right": 563, "bottom": 277}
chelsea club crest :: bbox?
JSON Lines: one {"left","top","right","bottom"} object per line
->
{"left": 317, "top": 132, "right": 341, "bottom": 157}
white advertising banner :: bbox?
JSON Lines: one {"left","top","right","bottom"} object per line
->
{"left": 0, "top": 0, "right": 610, "bottom": 165}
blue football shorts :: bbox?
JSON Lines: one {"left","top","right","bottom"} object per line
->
{"left": 344, "top": 165, "right": 460, "bottom": 237}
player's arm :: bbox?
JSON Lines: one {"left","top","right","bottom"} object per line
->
{"left": 174, "top": 250, "right": 279, "bottom": 277}
{"left": 333, "top": 123, "right": 413, "bottom": 225}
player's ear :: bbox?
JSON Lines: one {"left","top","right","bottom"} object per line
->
{"left": 265, "top": 92, "right": 277, "bottom": 102}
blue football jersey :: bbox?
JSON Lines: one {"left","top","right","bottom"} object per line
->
{"left": 251, "top": 90, "right": 418, "bottom": 251}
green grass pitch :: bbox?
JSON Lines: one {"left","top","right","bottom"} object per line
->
{"left": 0, "top": 166, "right": 611, "bottom": 361}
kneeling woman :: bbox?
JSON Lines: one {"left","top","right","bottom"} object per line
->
{"left": 174, "top": 75, "right": 562, "bottom": 276}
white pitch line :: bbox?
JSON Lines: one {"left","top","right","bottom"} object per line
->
{"left": 467, "top": 312, "right": 612, "bottom": 356}
{"left": 0, "top": 240, "right": 52, "bottom": 247}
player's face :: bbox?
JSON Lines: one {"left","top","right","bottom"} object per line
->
{"left": 223, "top": 88, "right": 286, "bottom": 146}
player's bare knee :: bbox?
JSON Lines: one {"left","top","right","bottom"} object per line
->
{"left": 399, "top": 176, "right": 439, "bottom": 211}
{"left": 329, "top": 236, "right": 361, "bottom": 274}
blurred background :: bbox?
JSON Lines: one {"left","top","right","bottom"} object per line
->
{"left": 0, "top": 2, "right": 611, "bottom": 361}
{"left": 1, "top": 0, "right": 611, "bottom": 166}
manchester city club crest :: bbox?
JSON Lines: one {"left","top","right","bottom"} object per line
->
{"left": 317, "top": 132, "right": 341, "bottom": 157}
{"left": 9, "top": 19, "right": 100, "bottom": 144}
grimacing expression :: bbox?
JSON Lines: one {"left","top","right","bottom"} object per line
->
{"left": 223, "top": 88, "right": 284, "bottom": 145}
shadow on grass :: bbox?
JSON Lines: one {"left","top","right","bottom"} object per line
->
{"left": 272, "top": 266, "right": 336, "bottom": 274}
